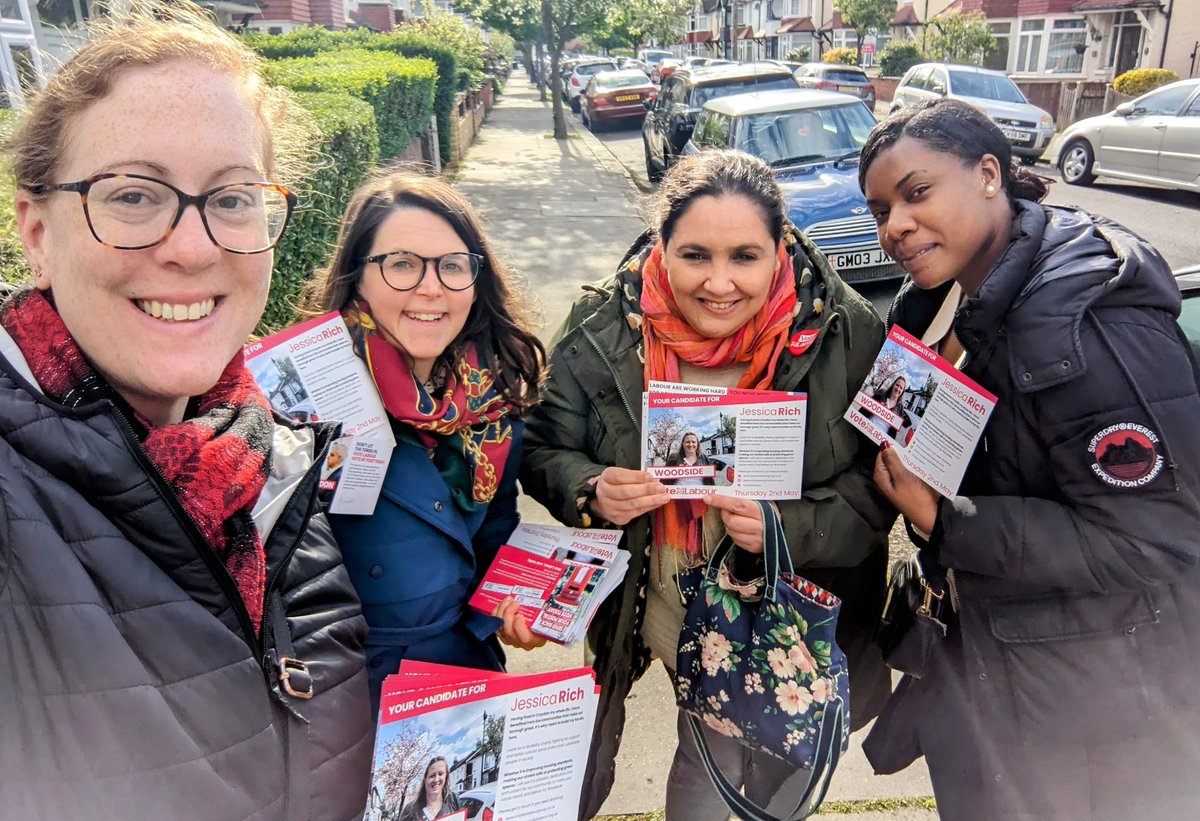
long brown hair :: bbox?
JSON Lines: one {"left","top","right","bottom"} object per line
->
{"left": 414, "top": 756, "right": 451, "bottom": 808}
{"left": 306, "top": 170, "right": 544, "bottom": 414}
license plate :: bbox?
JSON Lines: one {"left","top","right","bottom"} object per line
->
{"left": 838, "top": 85, "right": 860, "bottom": 94}
{"left": 1001, "top": 128, "right": 1034, "bottom": 146}
{"left": 615, "top": 94, "right": 639, "bottom": 102}
{"left": 829, "top": 247, "right": 892, "bottom": 270}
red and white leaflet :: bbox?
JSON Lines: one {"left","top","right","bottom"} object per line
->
{"left": 468, "top": 524, "right": 628, "bottom": 647}
{"left": 844, "top": 325, "right": 997, "bottom": 497}
{"left": 244, "top": 311, "right": 395, "bottom": 515}
{"left": 642, "top": 381, "right": 807, "bottom": 499}
{"left": 370, "top": 664, "right": 599, "bottom": 821}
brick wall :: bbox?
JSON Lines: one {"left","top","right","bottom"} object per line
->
{"left": 356, "top": 3, "right": 395, "bottom": 31}
{"left": 256, "top": 0, "right": 312, "bottom": 25}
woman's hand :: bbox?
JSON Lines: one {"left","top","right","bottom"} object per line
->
{"left": 590, "top": 466, "right": 670, "bottom": 526}
{"left": 494, "top": 597, "right": 548, "bottom": 651}
{"left": 705, "top": 493, "right": 765, "bottom": 554}
{"left": 874, "top": 443, "right": 939, "bottom": 534}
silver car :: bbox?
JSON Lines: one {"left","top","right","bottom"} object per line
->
{"left": 1057, "top": 78, "right": 1200, "bottom": 193}
{"left": 890, "top": 63, "right": 1055, "bottom": 162}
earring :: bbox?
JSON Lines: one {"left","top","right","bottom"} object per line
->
{"left": 985, "top": 184, "right": 996, "bottom": 196}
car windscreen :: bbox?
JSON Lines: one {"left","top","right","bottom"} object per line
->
{"left": 642, "top": 51, "right": 673, "bottom": 65}
{"left": 822, "top": 69, "right": 868, "bottom": 83}
{"left": 691, "top": 77, "right": 798, "bottom": 108}
{"left": 948, "top": 71, "right": 1027, "bottom": 103}
{"left": 597, "top": 74, "right": 651, "bottom": 90}
{"left": 577, "top": 62, "right": 618, "bottom": 76}
{"left": 732, "top": 102, "right": 876, "bottom": 166}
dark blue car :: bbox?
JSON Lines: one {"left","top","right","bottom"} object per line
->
{"left": 684, "top": 88, "right": 902, "bottom": 284}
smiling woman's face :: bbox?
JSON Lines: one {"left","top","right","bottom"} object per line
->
{"left": 683, "top": 434, "right": 698, "bottom": 456}
{"left": 16, "top": 60, "right": 272, "bottom": 426}
{"left": 663, "top": 194, "right": 779, "bottom": 340}
{"left": 423, "top": 760, "right": 447, "bottom": 798}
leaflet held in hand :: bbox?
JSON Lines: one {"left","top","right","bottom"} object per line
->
{"left": 244, "top": 311, "right": 395, "bottom": 515}
{"left": 468, "top": 523, "right": 628, "bottom": 646}
{"left": 369, "top": 661, "right": 599, "bottom": 821}
{"left": 844, "top": 325, "right": 997, "bottom": 496}
{"left": 641, "top": 380, "right": 806, "bottom": 499}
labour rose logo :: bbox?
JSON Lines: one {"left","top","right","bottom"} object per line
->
{"left": 1087, "top": 422, "right": 1164, "bottom": 488}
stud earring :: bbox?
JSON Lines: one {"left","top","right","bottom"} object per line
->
{"left": 985, "top": 184, "right": 996, "bottom": 195}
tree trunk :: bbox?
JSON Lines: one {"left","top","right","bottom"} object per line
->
{"left": 543, "top": 0, "right": 569, "bottom": 140}
{"left": 535, "top": 39, "right": 547, "bottom": 101}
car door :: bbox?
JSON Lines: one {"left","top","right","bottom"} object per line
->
{"left": 1097, "top": 83, "right": 1195, "bottom": 177}
{"left": 666, "top": 77, "right": 696, "bottom": 158}
{"left": 646, "top": 77, "right": 678, "bottom": 163}
{"left": 897, "top": 66, "right": 929, "bottom": 109}
{"left": 1157, "top": 87, "right": 1200, "bottom": 186}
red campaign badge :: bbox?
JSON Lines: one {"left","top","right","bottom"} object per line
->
{"left": 788, "top": 329, "right": 819, "bottom": 356}
{"left": 1087, "top": 422, "right": 1164, "bottom": 489}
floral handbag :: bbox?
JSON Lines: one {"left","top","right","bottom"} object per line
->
{"left": 676, "top": 499, "right": 849, "bottom": 821}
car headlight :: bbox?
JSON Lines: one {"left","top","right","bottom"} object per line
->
{"left": 1040, "top": 113, "right": 1054, "bottom": 129}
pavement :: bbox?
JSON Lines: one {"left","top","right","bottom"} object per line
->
{"left": 451, "top": 75, "right": 936, "bottom": 819}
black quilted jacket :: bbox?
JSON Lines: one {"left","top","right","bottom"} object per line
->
{"left": 0, "top": 328, "right": 373, "bottom": 821}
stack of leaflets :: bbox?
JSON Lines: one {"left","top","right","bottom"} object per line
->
{"left": 641, "top": 380, "right": 807, "bottom": 499}
{"left": 367, "top": 662, "right": 599, "bottom": 821}
{"left": 844, "top": 326, "right": 997, "bottom": 497}
{"left": 244, "top": 311, "right": 395, "bottom": 515}
{"left": 468, "top": 523, "right": 627, "bottom": 646}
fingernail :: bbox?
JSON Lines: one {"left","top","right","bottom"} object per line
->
{"left": 880, "top": 441, "right": 891, "bottom": 451}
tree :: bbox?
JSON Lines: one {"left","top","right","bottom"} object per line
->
{"left": 540, "top": 0, "right": 621, "bottom": 138}
{"left": 372, "top": 725, "right": 436, "bottom": 814}
{"left": 481, "top": 711, "right": 505, "bottom": 761}
{"left": 834, "top": 0, "right": 895, "bottom": 62}
{"left": 924, "top": 11, "right": 996, "bottom": 64}
{"left": 647, "top": 409, "right": 685, "bottom": 463}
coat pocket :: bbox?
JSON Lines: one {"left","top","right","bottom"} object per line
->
{"left": 985, "top": 589, "right": 1164, "bottom": 744}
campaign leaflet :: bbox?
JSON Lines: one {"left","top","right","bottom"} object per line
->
{"left": 844, "top": 325, "right": 998, "bottom": 497}
{"left": 244, "top": 311, "right": 395, "bottom": 515}
{"left": 641, "top": 380, "right": 807, "bottom": 500}
{"left": 468, "top": 524, "right": 628, "bottom": 646}
{"left": 367, "top": 662, "right": 599, "bottom": 821}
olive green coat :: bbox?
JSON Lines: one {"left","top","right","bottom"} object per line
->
{"left": 520, "top": 231, "right": 895, "bottom": 819}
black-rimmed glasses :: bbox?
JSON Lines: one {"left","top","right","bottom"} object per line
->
{"left": 366, "top": 250, "right": 483, "bottom": 292}
{"left": 28, "top": 173, "right": 297, "bottom": 254}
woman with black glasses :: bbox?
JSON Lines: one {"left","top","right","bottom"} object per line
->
{"left": 2, "top": 4, "right": 372, "bottom": 819}
{"left": 305, "top": 172, "right": 545, "bottom": 709}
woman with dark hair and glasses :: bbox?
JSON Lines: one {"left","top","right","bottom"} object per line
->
{"left": 305, "top": 171, "right": 545, "bottom": 709}
{"left": 1, "top": 3, "right": 372, "bottom": 819}
{"left": 860, "top": 98, "right": 1200, "bottom": 819}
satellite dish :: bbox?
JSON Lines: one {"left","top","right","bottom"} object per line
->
{"left": 768, "top": 0, "right": 784, "bottom": 20}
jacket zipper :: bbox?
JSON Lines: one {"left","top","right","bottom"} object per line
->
{"left": 581, "top": 327, "right": 639, "bottom": 430}
{"left": 107, "top": 402, "right": 259, "bottom": 650}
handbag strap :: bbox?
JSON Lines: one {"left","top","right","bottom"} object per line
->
{"left": 704, "top": 499, "right": 795, "bottom": 602}
{"left": 685, "top": 698, "right": 845, "bottom": 821}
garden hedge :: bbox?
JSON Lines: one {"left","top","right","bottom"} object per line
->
{"left": 259, "top": 90, "right": 379, "bottom": 334}
{"left": 1112, "top": 68, "right": 1180, "bottom": 98}
{"left": 878, "top": 41, "right": 923, "bottom": 78}
{"left": 822, "top": 47, "right": 858, "bottom": 65}
{"left": 244, "top": 28, "right": 459, "bottom": 166}
{"left": 264, "top": 48, "right": 437, "bottom": 161}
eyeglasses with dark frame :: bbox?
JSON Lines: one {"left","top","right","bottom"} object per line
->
{"left": 365, "top": 250, "right": 484, "bottom": 292}
{"left": 27, "top": 173, "right": 298, "bottom": 255}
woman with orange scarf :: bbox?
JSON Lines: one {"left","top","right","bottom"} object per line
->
{"left": 519, "top": 151, "right": 896, "bottom": 819}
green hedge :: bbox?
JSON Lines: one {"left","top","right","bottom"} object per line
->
{"left": 0, "top": 108, "right": 28, "bottom": 286}
{"left": 264, "top": 48, "right": 436, "bottom": 160}
{"left": 878, "top": 41, "right": 923, "bottom": 78}
{"left": 1113, "top": 68, "right": 1180, "bottom": 98}
{"left": 260, "top": 91, "right": 379, "bottom": 334}
{"left": 244, "top": 27, "right": 458, "bottom": 166}
{"left": 823, "top": 47, "right": 858, "bottom": 65}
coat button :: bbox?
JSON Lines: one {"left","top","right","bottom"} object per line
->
{"left": 569, "top": 344, "right": 578, "bottom": 355}
{"left": 1021, "top": 372, "right": 1032, "bottom": 382}
{"left": 368, "top": 565, "right": 384, "bottom": 579}
{"left": 598, "top": 389, "right": 607, "bottom": 398}
{"left": 1060, "top": 360, "right": 1071, "bottom": 370}
{"left": 434, "top": 500, "right": 444, "bottom": 512}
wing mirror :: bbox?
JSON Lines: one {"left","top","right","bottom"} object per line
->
{"left": 1114, "top": 101, "right": 1135, "bottom": 117}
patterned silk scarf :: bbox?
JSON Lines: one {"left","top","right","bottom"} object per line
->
{"left": 0, "top": 288, "right": 272, "bottom": 631}
{"left": 343, "top": 299, "right": 513, "bottom": 506}
{"left": 641, "top": 241, "right": 798, "bottom": 560}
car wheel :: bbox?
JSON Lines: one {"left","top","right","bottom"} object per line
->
{"left": 644, "top": 138, "right": 663, "bottom": 182}
{"left": 581, "top": 108, "right": 589, "bottom": 128}
{"left": 1059, "top": 139, "right": 1096, "bottom": 186}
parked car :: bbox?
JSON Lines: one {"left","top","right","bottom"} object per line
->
{"left": 565, "top": 59, "right": 619, "bottom": 112}
{"left": 651, "top": 57, "right": 683, "bottom": 85}
{"left": 580, "top": 69, "right": 656, "bottom": 131}
{"left": 685, "top": 89, "right": 903, "bottom": 284}
{"left": 642, "top": 63, "right": 800, "bottom": 181}
{"left": 793, "top": 62, "right": 876, "bottom": 109}
{"left": 1177, "top": 264, "right": 1200, "bottom": 362}
{"left": 460, "top": 783, "right": 496, "bottom": 821}
{"left": 679, "top": 56, "right": 736, "bottom": 71}
{"left": 1056, "top": 78, "right": 1200, "bottom": 193}
{"left": 709, "top": 453, "right": 737, "bottom": 486}
{"left": 890, "top": 63, "right": 1055, "bottom": 162}
{"left": 638, "top": 48, "right": 674, "bottom": 71}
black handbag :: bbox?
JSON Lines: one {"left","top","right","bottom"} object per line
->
{"left": 876, "top": 554, "right": 947, "bottom": 679}
{"left": 676, "top": 500, "right": 849, "bottom": 821}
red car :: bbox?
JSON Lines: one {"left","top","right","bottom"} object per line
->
{"left": 580, "top": 69, "right": 657, "bottom": 131}
{"left": 651, "top": 57, "right": 682, "bottom": 85}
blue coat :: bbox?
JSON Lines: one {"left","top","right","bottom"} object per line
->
{"left": 331, "top": 421, "right": 523, "bottom": 708}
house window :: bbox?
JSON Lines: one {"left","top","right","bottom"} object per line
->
{"left": 986, "top": 21, "right": 1011, "bottom": 71}
{"left": 0, "top": 0, "right": 24, "bottom": 22}
{"left": 1015, "top": 19, "right": 1045, "bottom": 74}
{"left": 1046, "top": 19, "right": 1085, "bottom": 74}
{"left": 34, "top": 0, "right": 90, "bottom": 28}
{"left": 1107, "top": 11, "right": 1143, "bottom": 75}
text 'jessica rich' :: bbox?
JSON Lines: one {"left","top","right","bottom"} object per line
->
{"left": 288, "top": 322, "right": 345, "bottom": 354}
{"left": 511, "top": 687, "right": 587, "bottom": 712}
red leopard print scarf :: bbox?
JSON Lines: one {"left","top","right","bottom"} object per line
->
{"left": 0, "top": 288, "right": 273, "bottom": 632}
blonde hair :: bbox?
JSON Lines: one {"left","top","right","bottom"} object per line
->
{"left": 7, "top": 1, "right": 315, "bottom": 193}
